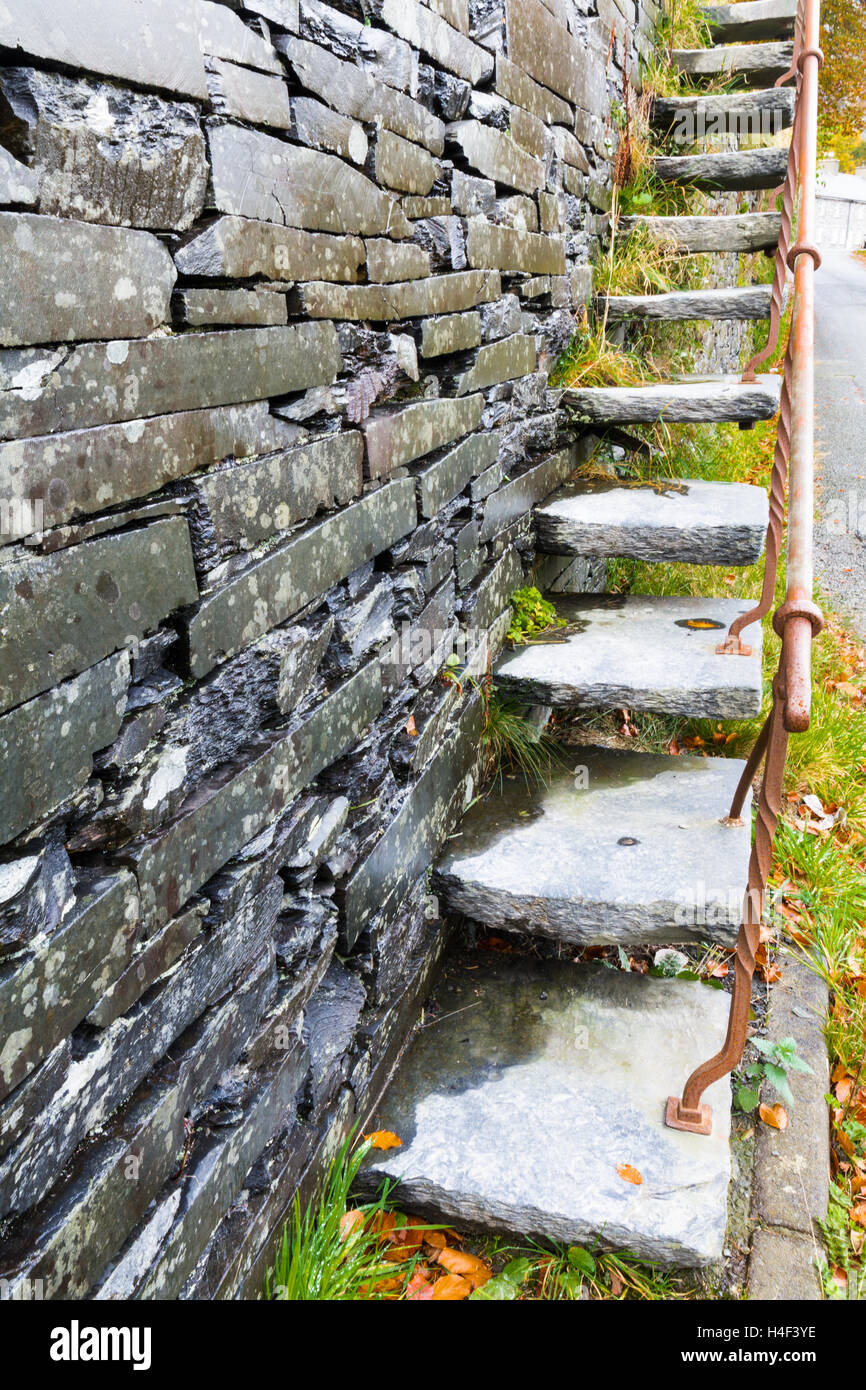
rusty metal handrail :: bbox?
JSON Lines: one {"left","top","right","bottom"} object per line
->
{"left": 667, "top": 0, "right": 824, "bottom": 1135}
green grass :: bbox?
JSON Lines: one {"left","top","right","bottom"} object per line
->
{"left": 266, "top": 1136, "right": 416, "bottom": 1300}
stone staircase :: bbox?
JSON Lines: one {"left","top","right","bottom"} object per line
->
{"left": 360, "top": 2, "right": 796, "bottom": 1267}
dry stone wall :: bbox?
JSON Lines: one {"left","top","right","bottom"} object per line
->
{"left": 0, "top": 0, "right": 658, "bottom": 1298}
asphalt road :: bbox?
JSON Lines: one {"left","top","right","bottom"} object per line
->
{"left": 812, "top": 246, "right": 866, "bottom": 638}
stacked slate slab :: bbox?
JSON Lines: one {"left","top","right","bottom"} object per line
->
{"left": 0, "top": 0, "right": 679, "bottom": 1300}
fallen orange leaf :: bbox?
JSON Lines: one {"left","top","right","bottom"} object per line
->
{"left": 365, "top": 1131, "right": 402, "bottom": 1150}
{"left": 616, "top": 1163, "right": 643, "bottom": 1185}
{"left": 339, "top": 1209, "right": 365, "bottom": 1242}
{"left": 436, "top": 1247, "right": 492, "bottom": 1289}
{"left": 759, "top": 1103, "right": 789, "bottom": 1130}
{"left": 431, "top": 1274, "right": 472, "bottom": 1300}
{"left": 407, "top": 1270, "right": 435, "bottom": 1300}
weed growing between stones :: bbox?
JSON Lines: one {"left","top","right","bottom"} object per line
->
{"left": 266, "top": 1136, "right": 418, "bottom": 1300}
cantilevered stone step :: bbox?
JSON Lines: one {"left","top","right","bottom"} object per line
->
{"left": 358, "top": 951, "right": 733, "bottom": 1264}
{"left": 600, "top": 285, "right": 772, "bottom": 322}
{"left": 621, "top": 211, "right": 780, "bottom": 253}
{"left": 704, "top": 0, "right": 797, "bottom": 44}
{"left": 672, "top": 40, "right": 794, "bottom": 86}
{"left": 494, "top": 593, "right": 763, "bottom": 715}
{"left": 561, "top": 373, "right": 781, "bottom": 425}
{"left": 655, "top": 146, "right": 788, "bottom": 191}
{"left": 652, "top": 86, "right": 795, "bottom": 136}
{"left": 534, "top": 477, "right": 769, "bottom": 564}
{"left": 434, "top": 747, "right": 751, "bottom": 944}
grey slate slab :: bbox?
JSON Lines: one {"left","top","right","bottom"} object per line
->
{"left": 494, "top": 593, "right": 763, "bottom": 717}
{"left": 621, "top": 212, "right": 781, "bottom": 253}
{"left": 174, "top": 216, "right": 365, "bottom": 283}
{"left": 207, "top": 123, "right": 413, "bottom": 239}
{"left": 0, "top": 868, "right": 140, "bottom": 1098}
{"left": 0, "top": 653, "right": 130, "bottom": 841}
{"left": 601, "top": 286, "right": 773, "bottom": 322}
{"left": 433, "top": 746, "right": 751, "bottom": 945}
{"left": 534, "top": 476, "right": 769, "bottom": 565}
{"left": 0, "top": 212, "right": 175, "bottom": 346}
{"left": 704, "top": 0, "right": 797, "bottom": 42}
{"left": 651, "top": 86, "right": 795, "bottom": 135}
{"left": 186, "top": 479, "right": 416, "bottom": 676}
{"left": 0, "top": 68, "right": 208, "bottom": 231}
{"left": 561, "top": 374, "right": 782, "bottom": 425}
{"left": 0, "top": 0, "right": 209, "bottom": 100}
{"left": 0, "top": 518, "right": 198, "bottom": 712}
{"left": 0, "top": 402, "right": 276, "bottom": 543}
{"left": 672, "top": 41, "right": 794, "bottom": 85}
{"left": 123, "top": 663, "right": 382, "bottom": 929}
{"left": 359, "top": 952, "right": 733, "bottom": 1265}
{"left": 0, "top": 323, "right": 342, "bottom": 441}
{"left": 654, "top": 147, "right": 789, "bottom": 192}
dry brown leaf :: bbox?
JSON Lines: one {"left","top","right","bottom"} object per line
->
{"left": 431, "top": 1274, "right": 472, "bottom": 1300}
{"left": 616, "top": 1162, "right": 643, "bottom": 1185}
{"left": 759, "top": 1103, "right": 789, "bottom": 1130}
{"left": 609, "top": 1269, "right": 625, "bottom": 1296}
{"left": 339, "top": 1209, "right": 365, "bottom": 1242}
{"left": 407, "top": 1270, "right": 435, "bottom": 1300}
{"left": 366, "top": 1210, "right": 397, "bottom": 1244}
{"left": 436, "top": 1248, "right": 492, "bottom": 1289}
{"left": 365, "top": 1130, "right": 402, "bottom": 1150}
{"left": 423, "top": 1230, "right": 447, "bottom": 1251}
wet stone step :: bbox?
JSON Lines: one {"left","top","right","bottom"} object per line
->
{"left": 621, "top": 211, "right": 781, "bottom": 253}
{"left": 494, "top": 593, "right": 763, "bottom": 717}
{"left": 651, "top": 86, "right": 795, "bottom": 135}
{"left": 703, "top": 0, "right": 798, "bottom": 44}
{"left": 433, "top": 746, "right": 750, "bottom": 945}
{"left": 534, "top": 476, "right": 769, "bottom": 565}
{"left": 672, "top": 41, "right": 795, "bottom": 87}
{"left": 561, "top": 373, "right": 782, "bottom": 425}
{"left": 357, "top": 951, "right": 733, "bottom": 1266}
{"left": 600, "top": 285, "right": 772, "bottom": 322}
{"left": 654, "top": 147, "right": 789, "bottom": 192}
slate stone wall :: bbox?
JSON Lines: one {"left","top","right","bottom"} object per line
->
{"left": 0, "top": 0, "right": 658, "bottom": 1298}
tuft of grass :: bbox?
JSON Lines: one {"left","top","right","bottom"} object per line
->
{"left": 551, "top": 320, "right": 651, "bottom": 388}
{"left": 266, "top": 1136, "right": 415, "bottom": 1301}
{"left": 481, "top": 690, "right": 565, "bottom": 790}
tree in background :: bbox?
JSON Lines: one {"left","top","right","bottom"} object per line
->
{"left": 819, "top": 0, "right": 866, "bottom": 167}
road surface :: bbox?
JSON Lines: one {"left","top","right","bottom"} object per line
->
{"left": 812, "top": 246, "right": 866, "bottom": 638}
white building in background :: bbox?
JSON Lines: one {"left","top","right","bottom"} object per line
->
{"left": 815, "top": 162, "right": 866, "bottom": 251}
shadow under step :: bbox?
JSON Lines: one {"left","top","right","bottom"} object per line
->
{"left": 704, "top": 0, "right": 798, "bottom": 44}
{"left": 621, "top": 210, "right": 780, "bottom": 252}
{"left": 672, "top": 40, "right": 794, "bottom": 87}
{"left": 534, "top": 476, "right": 769, "bottom": 564}
{"left": 600, "top": 284, "right": 772, "bottom": 322}
{"left": 358, "top": 949, "right": 734, "bottom": 1264}
{"left": 494, "top": 592, "right": 763, "bottom": 716}
{"left": 651, "top": 85, "right": 795, "bottom": 135}
{"left": 434, "top": 745, "right": 750, "bottom": 945}
{"left": 655, "top": 146, "right": 788, "bottom": 191}
{"left": 561, "top": 373, "right": 781, "bottom": 425}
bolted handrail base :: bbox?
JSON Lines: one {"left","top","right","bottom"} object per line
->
{"left": 665, "top": 1096, "right": 713, "bottom": 1135}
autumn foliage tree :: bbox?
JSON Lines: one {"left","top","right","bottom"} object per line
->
{"left": 819, "top": 0, "right": 866, "bottom": 164}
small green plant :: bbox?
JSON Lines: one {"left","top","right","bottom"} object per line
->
{"left": 734, "top": 1036, "right": 815, "bottom": 1113}
{"left": 266, "top": 1136, "right": 414, "bottom": 1301}
{"left": 507, "top": 586, "right": 566, "bottom": 645}
{"left": 817, "top": 1183, "right": 864, "bottom": 1299}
